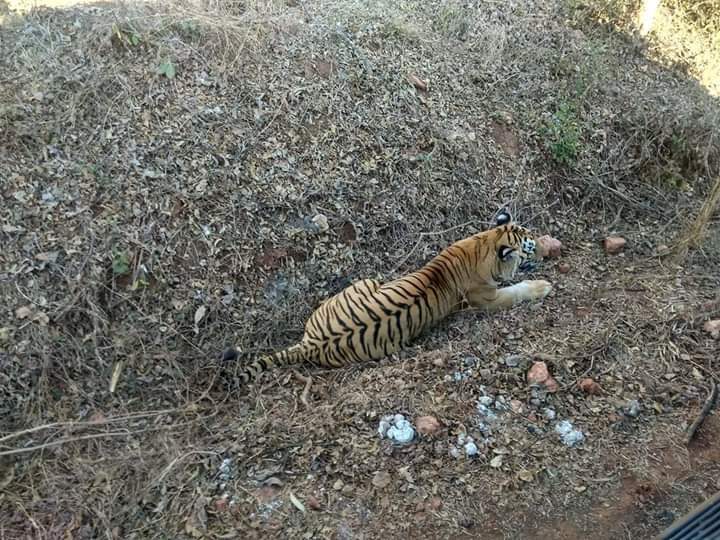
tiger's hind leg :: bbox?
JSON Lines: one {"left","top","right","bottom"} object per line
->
{"left": 302, "top": 278, "right": 383, "bottom": 368}
{"left": 466, "top": 280, "right": 552, "bottom": 312}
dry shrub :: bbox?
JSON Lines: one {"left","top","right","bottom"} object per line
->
{"left": 672, "top": 175, "right": 720, "bottom": 260}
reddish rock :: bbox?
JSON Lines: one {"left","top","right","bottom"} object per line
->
{"left": 307, "top": 495, "right": 322, "bottom": 511}
{"left": 527, "top": 361, "right": 550, "bottom": 385}
{"left": 510, "top": 399, "right": 525, "bottom": 414}
{"left": 545, "top": 376, "right": 559, "bottom": 393}
{"left": 537, "top": 235, "right": 562, "bottom": 258}
{"left": 415, "top": 415, "right": 442, "bottom": 436}
{"left": 603, "top": 236, "right": 626, "bottom": 254}
{"left": 704, "top": 320, "right": 720, "bottom": 339}
{"left": 426, "top": 497, "right": 443, "bottom": 511}
{"left": 528, "top": 361, "right": 559, "bottom": 392}
{"left": 558, "top": 262, "right": 571, "bottom": 274}
{"left": 578, "top": 377, "right": 602, "bottom": 395}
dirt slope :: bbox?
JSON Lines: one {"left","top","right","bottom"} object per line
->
{"left": 1, "top": 0, "right": 719, "bottom": 538}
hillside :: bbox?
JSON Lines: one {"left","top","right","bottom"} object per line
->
{"left": 1, "top": 0, "right": 719, "bottom": 538}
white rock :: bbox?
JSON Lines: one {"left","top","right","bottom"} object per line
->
{"left": 554, "top": 420, "right": 585, "bottom": 447}
{"left": 311, "top": 213, "right": 329, "bottom": 232}
{"left": 379, "top": 414, "right": 415, "bottom": 445}
{"left": 625, "top": 400, "right": 641, "bottom": 418}
{"left": 378, "top": 418, "right": 391, "bottom": 437}
{"left": 476, "top": 402, "right": 498, "bottom": 422}
{"left": 464, "top": 440, "right": 479, "bottom": 457}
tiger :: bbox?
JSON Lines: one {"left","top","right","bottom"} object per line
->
{"left": 223, "top": 210, "right": 552, "bottom": 384}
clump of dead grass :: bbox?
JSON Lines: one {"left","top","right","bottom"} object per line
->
{"left": 671, "top": 174, "right": 720, "bottom": 261}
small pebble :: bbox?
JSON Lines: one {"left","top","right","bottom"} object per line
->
{"left": 378, "top": 414, "right": 416, "bottom": 444}
{"left": 504, "top": 354, "right": 523, "bottom": 367}
{"left": 579, "top": 378, "right": 602, "bottom": 395}
{"left": 464, "top": 440, "right": 479, "bottom": 457}
{"left": 624, "top": 400, "right": 641, "bottom": 418}
{"left": 704, "top": 320, "right": 720, "bottom": 339}
{"left": 478, "top": 396, "right": 494, "bottom": 407}
{"left": 527, "top": 361, "right": 550, "bottom": 385}
{"left": 415, "top": 415, "right": 442, "bottom": 436}
{"left": 603, "top": 236, "right": 626, "bottom": 255}
{"left": 555, "top": 420, "right": 585, "bottom": 447}
{"left": 311, "top": 213, "right": 329, "bottom": 232}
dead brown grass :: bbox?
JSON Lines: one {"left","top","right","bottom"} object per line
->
{"left": 1, "top": 0, "right": 719, "bottom": 538}
{"left": 672, "top": 175, "right": 720, "bottom": 261}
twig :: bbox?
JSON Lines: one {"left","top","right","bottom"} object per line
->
{"left": 0, "top": 431, "right": 135, "bottom": 457}
{"left": 0, "top": 408, "right": 181, "bottom": 443}
{"left": 0, "top": 417, "right": 210, "bottom": 457}
{"left": 152, "top": 450, "right": 220, "bottom": 486}
{"left": 685, "top": 381, "right": 718, "bottom": 445}
{"left": 293, "top": 370, "right": 312, "bottom": 409}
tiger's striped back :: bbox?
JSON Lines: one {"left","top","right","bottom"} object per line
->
{"left": 228, "top": 220, "right": 545, "bottom": 385}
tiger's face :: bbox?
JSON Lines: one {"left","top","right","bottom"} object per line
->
{"left": 489, "top": 210, "right": 543, "bottom": 282}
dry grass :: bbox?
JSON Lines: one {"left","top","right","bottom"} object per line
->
{"left": 672, "top": 175, "right": 720, "bottom": 261}
{"left": 1, "top": 0, "right": 720, "bottom": 538}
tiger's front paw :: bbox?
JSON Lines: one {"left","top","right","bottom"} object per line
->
{"left": 526, "top": 279, "right": 552, "bottom": 300}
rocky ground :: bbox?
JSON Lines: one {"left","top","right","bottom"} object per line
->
{"left": 1, "top": 0, "right": 719, "bottom": 538}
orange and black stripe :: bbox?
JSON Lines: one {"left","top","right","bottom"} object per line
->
{"left": 230, "top": 221, "right": 541, "bottom": 384}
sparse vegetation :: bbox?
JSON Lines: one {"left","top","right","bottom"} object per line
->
{"left": 434, "top": 2, "right": 472, "bottom": 39}
{"left": 545, "top": 102, "right": 581, "bottom": 166}
{"left": 1, "top": 0, "right": 719, "bottom": 538}
{"left": 568, "top": 0, "right": 720, "bottom": 95}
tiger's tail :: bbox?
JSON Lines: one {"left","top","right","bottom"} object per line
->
{"left": 228, "top": 342, "right": 319, "bottom": 384}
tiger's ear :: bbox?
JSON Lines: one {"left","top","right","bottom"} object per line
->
{"left": 495, "top": 209, "right": 511, "bottom": 226}
{"left": 498, "top": 245, "right": 515, "bottom": 261}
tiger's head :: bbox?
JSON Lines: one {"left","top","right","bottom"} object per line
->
{"left": 485, "top": 209, "right": 543, "bottom": 282}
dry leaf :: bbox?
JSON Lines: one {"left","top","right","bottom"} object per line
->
{"left": 35, "top": 251, "right": 59, "bottom": 263}
{"left": 109, "top": 361, "right": 124, "bottom": 393}
{"left": 372, "top": 470, "right": 391, "bottom": 489}
{"left": 518, "top": 470, "right": 534, "bottom": 482}
{"left": 262, "top": 476, "right": 284, "bottom": 488}
{"left": 289, "top": 492, "right": 305, "bottom": 513}
{"left": 398, "top": 466, "right": 414, "bottom": 483}
{"left": 32, "top": 311, "right": 50, "bottom": 326}
{"left": 408, "top": 73, "right": 428, "bottom": 91}
{"left": 184, "top": 495, "right": 209, "bottom": 537}
{"left": 194, "top": 305, "right": 207, "bottom": 325}
{"left": 489, "top": 455, "right": 503, "bottom": 468}
{"left": 15, "top": 306, "right": 32, "bottom": 319}
{"left": 307, "top": 494, "right": 322, "bottom": 511}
